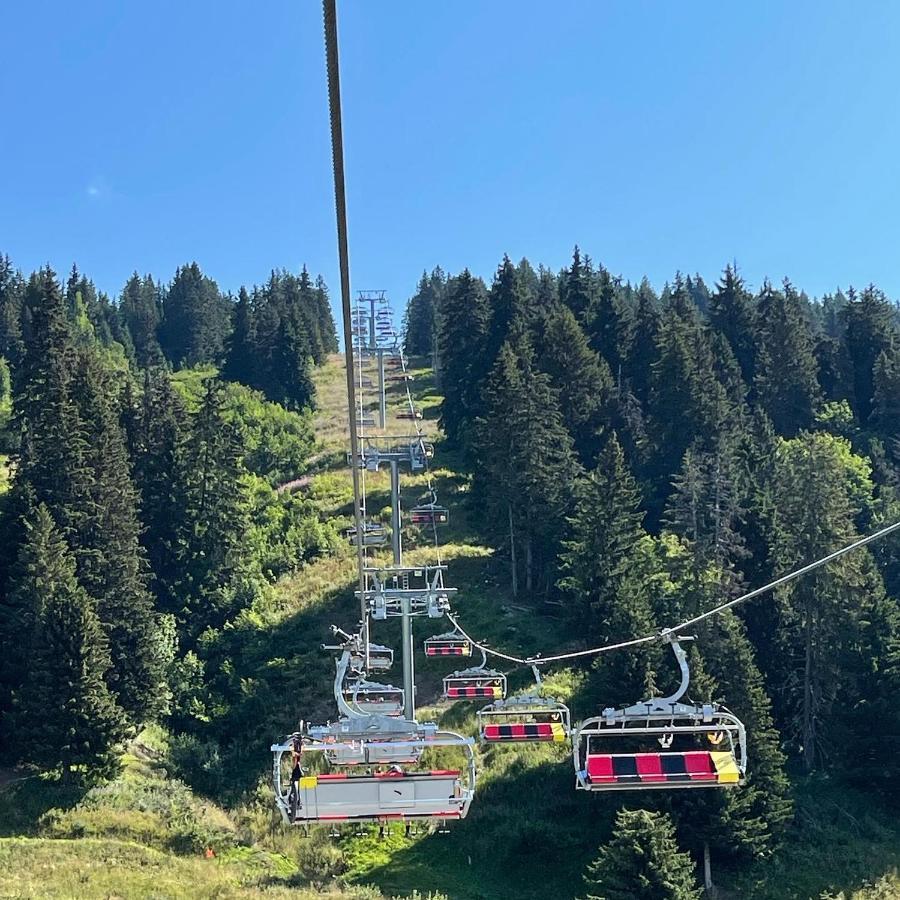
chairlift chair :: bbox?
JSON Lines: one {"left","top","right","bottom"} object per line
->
{"left": 271, "top": 728, "right": 476, "bottom": 825}
{"left": 397, "top": 408, "right": 423, "bottom": 421}
{"left": 478, "top": 694, "right": 571, "bottom": 743}
{"left": 346, "top": 521, "right": 388, "bottom": 548}
{"left": 410, "top": 502, "right": 449, "bottom": 527}
{"left": 443, "top": 655, "right": 507, "bottom": 699}
{"left": 424, "top": 630, "right": 472, "bottom": 657}
{"left": 342, "top": 678, "right": 405, "bottom": 716}
{"left": 572, "top": 634, "right": 747, "bottom": 791}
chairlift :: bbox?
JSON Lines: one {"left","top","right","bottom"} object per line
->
{"left": 443, "top": 653, "right": 506, "bottom": 700}
{"left": 397, "top": 408, "right": 423, "bottom": 420}
{"left": 572, "top": 634, "right": 746, "bottom": 791}
{"left": 271, "top": 728, "right": 476, "bottom": 825}
{"left": 357, "top": 416, "right": 376, "bottom": 428}
{"left": 343, "top": 678, "right": 405, "bottom": 716}
{"left": 410, "top": 494, "right": 449, "bottom": 527}
{"left": 346, "top": 521, "right": 388, "bottom": 548}
{"left": 424, "top": 630, "right": 472, "bottom": 657}
{"left": 478, "top": 694, "right": 570, "bottom": 743}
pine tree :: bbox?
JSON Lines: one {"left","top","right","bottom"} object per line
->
{"left": 484, "top": 256, "right": 529, "bottom": 368}
{"left": 559, "top": 246, "right": 593, "bottom": 321}
{"left": 159, "top": 262, "right": 229, "bottom": 367}
{"left": 475, "top": 334, "right": 577, "bottom": 595}
{"left": 581, "top": 809, "right": 701, "bottom": 900}
{"left": 403, "top": 269, "right": 443, "bottom": 357}
{"left": 646, "top": 286, "right": 731, "bottom": 516}
{"left": 0, "top": 254, "right": 24, "bottom": 366}
{"left": 221, "top": 286, "right": 257, "bottom": 386}
{"left": 664, "top": 440, "right": 748, "bottom": 593}
{"left": 538, "top": 304, "right": 614, "bottom": 463}
{"left": 437, "top": 269, "right": 490, "bottom": 446}
{"left": 625, "top": 279, "right": 660, "bottom": 406}
{"left": 120, "top": 273, "right": 164, "bottom": 369}
{"left": 7, "top": 504, "right": 126, "bottom": 780}
{"left": 585, "top": 264, "right": 631, "bottom": 378}
{"left": 175, "top": 381, "right": 259, "bottom": 640}
{"left": 130, "top": 368, "right": 188, "bottom": 617}
{"left": 768, "top": 431, "right": 888, "bottom": 770}
{"left": 312, "top": 273, "right": 339, "bottom": 353}
{"left": 68, "top": 351, "right": 170, "bottom": 724}
{"left": 754, "top": 280, "right": 821, "bottom": 435}
{"left": 839, "top": 284, "right": 898, "bottom": 423}
{"left": 872, "top": 346, "right": 900, "bottom": 447}
{"left": 559, "top": 433, "right": 658, "bottom": 697}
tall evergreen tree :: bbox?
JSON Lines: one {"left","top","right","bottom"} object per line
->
{"left": 585, "top": 264, "right": 632, "bottom": 379}
{"left": 69, "top": 351, "right": 170, "bottom": 724}
{"left": 625, "top": 278, "right": 660, "bottom": 406}
{"left": 753, "top": 280, "right": 821, "bottom": 435}
{"left": 221, "top": 286, "right": 257, "bottom": 386}
{"left": 559, "top": 246, "right": 593, "bottom": 321}
{"left": 159, "top": 262, "right": 229, "bottom": 367}
{"left": 559, "top": 434, "right": 659, "bottom": 697}
{"left": 768, "top": 432, "right": 893, "bottom": 770}
{"left": 581, "top": 809, "right": 701, "bottom": 900}
{"left": 0, "top": 254, "right": 24, "bottom": 366}
{"left": 120, "top": 273, "right": 164, "bottom": 368}
{"left": 839, "top": 284, "right": 897, "bottom": 423}
{"left": 130, "top": 369, "right": 188, "bottom": 618}
{"left": 7, "top": 504, "right": 126, "bottom": 780}
{"left": 708, "top": 265, "right": 756, "bottom": 388}
{"left": 475, "top": 334, "right": 577, "bottom": 595}
{"left": 174, "top": 381, "right": 258, "bottom": 640}
{"left": 484, "top": 256, "right": 529, "bottom": 370}
{"left": 538, "top": 305, "right": 614, "bottom": 463}
{"left": 437, "top": 269, "right": 490, "bottom": 446}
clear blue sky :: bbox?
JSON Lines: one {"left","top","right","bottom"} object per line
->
{"left": 3, "top": 1, "right": 900, "bottom": 321}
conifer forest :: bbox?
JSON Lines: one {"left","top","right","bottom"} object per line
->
{"left": 1, "top": 243, "right": 900, "bottom": 899}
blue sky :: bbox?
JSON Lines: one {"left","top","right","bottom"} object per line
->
{"left": 3, "top": 1, "right": 900, "bottom": 321}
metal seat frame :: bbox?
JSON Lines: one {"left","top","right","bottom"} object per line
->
{"left": 572, "top": 634, "right": 747, "bottom": 792}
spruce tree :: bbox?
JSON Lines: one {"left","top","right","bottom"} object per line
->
{"left": 581, "top": 809, "right": 701, "bottom": 900}
{"left": 872, "top": 346, "right": 900, "bottom": 447}
{"left": 69, "top": 351, "right": 170, "bottom": 724}
{"left": 130, "top": 368, "right": 188, "bottom": 618}
{"left": 585, "top": 264, "right": 632, "bottom": 378}
{"left": 768, "top": 431, "right": 890, "bottom": 770}
{"left": 709, "top": 266, "right": 756, "bottom": 391}
{"left": 475, "top": 334, "right": 576, "bottom": 595}
{"left": 159, "top": 262, "right": 229, "bottom": 367}
{"left": 312, "top": 273, "right": 339, "bottom": 353}
{"left": 839, "top": 284, "right": 897, "bottom": 423}
{"left": 538, "top": 304, "right": 614, "bottom": 463}
{"left": 626, "top": 279, "right": 660, "bottom": 406}
{"left": 437, "top": 269, "right": 490, "bottom": 446}
{"left": 7, "top": 504, "right": 126, "bottom": 780}
{"left": 0, "top": 254, "right": 24, "bottom": 366}
{"left": 120, "top": 273, "right": 164, "bottom": 369}
{"left": 484, "top": 256, "right": 529, "bottom": 369}
{"left": 222, "top": 286, "right": 257, "bottom": 386}
{"left": 559, "top": 433, "right": 658, "bottom": 697}
{"left": 559, "top": 246, "right": 593, "bottom": 321}
{"left": 175, "top": 380, "right": 259, "bottom": 640}
{"left": 753, "top": 280, "right": 821, "bottom": 435}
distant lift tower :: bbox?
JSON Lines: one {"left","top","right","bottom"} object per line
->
{"left": 350, "top": 436, "right": 447, "bottom": 720}
{"left": 352, "top": 290, "right": 396, "bottom": 430}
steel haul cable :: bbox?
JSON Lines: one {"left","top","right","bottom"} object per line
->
{"left": 447, "top": 517, "right": 900, "bottom": 667}
{"left": 323, "top": 0, "right": 369, "bottom": 660}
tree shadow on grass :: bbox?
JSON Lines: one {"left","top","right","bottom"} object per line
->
{"left": 0, "top": 776, "right": 90, "bottom": 836}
